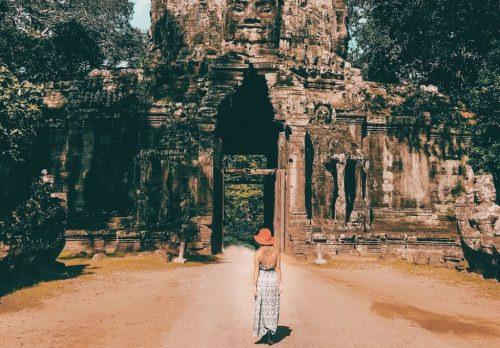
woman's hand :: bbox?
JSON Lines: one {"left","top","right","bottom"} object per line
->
{"left": 254, "top": 285, "right": 257, "bottom": 299}
{"left": 279, "top": 284, "right": 283, "bottom": 294}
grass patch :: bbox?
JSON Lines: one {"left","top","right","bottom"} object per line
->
{"left": 310, "top": 256, "right": 500, "bottom": 300}
{"left": 63, "top": 254, "right": 209, "bottom": 273}
{"left": 0, "top": 263, "right": 89, "bottom": 313}
{"left": 309, "top": 255, "right": 381, "bottom": 270}
{"left": 0, "top": 278, "right": 72, "bottom": 313}
{"left": 0, "top": 253, "right": 212, "bottom": 313}
{"left": 384, "top": 260, "right": 500, "bottom": 300}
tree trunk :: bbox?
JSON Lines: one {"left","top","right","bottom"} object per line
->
{"left": 174, "top": 241, "right": 187, "bottom": 264}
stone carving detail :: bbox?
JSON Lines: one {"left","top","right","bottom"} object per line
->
{"left": 225, "top": 0, "right": 280, "bottom": 45}
{"left": 348, "top": 158, "right": 370, "bottom": 230}
{"left": 331, "top": 154, "right": 347, "bottom": 223}
{"left": 455, "top": 168, "right": 500, "bottom": 277}
{"left": 328, "top": 155, "right": 369, "bottom": 229}
{"left": 150, "top": 1, "right": 350, "bottom": 59}
{"left": 311, "top": 103, "right": 334, "bottom": 124}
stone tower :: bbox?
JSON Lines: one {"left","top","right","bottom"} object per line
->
{"left": 33, "top": 0, "right": 477, "bottom": 267}
{"left": 138, "top": 0, "right": 469, "bottom": 261}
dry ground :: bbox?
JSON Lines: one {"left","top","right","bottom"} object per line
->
{"left": 0, "top": 246, "right": 499, "bottom": 348}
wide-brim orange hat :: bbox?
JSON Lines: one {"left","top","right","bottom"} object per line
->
{"left": 254, "top": 228, "right": 274, "bottom": 246}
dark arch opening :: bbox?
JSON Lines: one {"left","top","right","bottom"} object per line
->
{"left": 212, "top": 71, "right": 282, "bottom": 252}
{"left": 216, "top": 72, "right": 280, "bottom": 160}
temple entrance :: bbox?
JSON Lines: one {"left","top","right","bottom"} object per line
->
{"left": 212, "top": 72, "right": 285, "bottom": 254}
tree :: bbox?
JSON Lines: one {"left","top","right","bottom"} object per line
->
{"left": 0, "top": 0, "right": 148, "bottom": 81}
{"left": 0, "top": 66, "right": 44, "bottom": 163}
{"left": 1, "top": 172, "right": 67, "bottom": 285}
{"left": 467, "top": 54, "right": 500, "bottom": 186}
{"left": 173, "top": 192, "right": 199, "bottom": 263}
{"left": 346, "top": 0, "right": 500, "bottom": 187}
{"left": 346, "top": 0, "right": 499, "bottom": 93}
{"left": 223, "top": 155, "right": 266, "bottom": 246}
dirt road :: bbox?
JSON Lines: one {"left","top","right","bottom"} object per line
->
{"left": 1, "top": 246, "right": 499, "bottom": 347}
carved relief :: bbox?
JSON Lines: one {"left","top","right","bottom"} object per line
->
{"left": 149, "top": 1, "right": 350, "bottom": 60}
{"left": 310, "top": 103, "right": 334, "bottom": 124}
{"left": 225, "top": 0, "right": 280, "bottom": 45}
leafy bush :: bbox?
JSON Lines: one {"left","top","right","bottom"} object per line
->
{"left": 0, "top": 66, "right": 45, "bottom": 163}
{"left": 1, "top": 175, "right": 67, "bottom": 260}
{"left": 347, "top": 0, "right": 499, "bottom": 187}
{"left": 223, "top": 155, "right": 267, "bottom": 246}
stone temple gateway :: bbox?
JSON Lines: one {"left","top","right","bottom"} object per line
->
{"left": 12, "top": 0, "right": 497, "bottom": 272}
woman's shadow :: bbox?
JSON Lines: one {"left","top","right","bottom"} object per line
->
{"left": 255, "top": 326, "right": 292, "bottom": 344}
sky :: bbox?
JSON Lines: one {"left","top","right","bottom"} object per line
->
{"left": 131, "top": 0, "right": 151, "bottom": 31}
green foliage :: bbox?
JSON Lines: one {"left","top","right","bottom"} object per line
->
{"left": 223, "top": 155, "right": 267, "bottom": 170}
{"left": 347, "top": 0, "right": 500, "bottom": 185}
{"left": 467, "top": 60, "right": 500, "bottom": 185}
{"left": 1, "top": 177, "right": 67, "bottom": 252}
{"left": 392, "top": 90, "right": 465, "bottom": 131}
{"left": 224, "top": 183, "right": 264, "bottom": 246}
{"left": 223, "top": 155, "right": 266, "bottom": 246}
{"left": 347, "top": 0, "right": 499, "bottom": 95}
{"left": 0, "top": 0, "right": 148, "bottom": 81}
{"left": 0, "top": 66, "right": 45, "bottom": 163}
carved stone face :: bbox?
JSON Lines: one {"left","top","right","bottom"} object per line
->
{"left": 226, "top": 0, "right": 279, "bottom": 44}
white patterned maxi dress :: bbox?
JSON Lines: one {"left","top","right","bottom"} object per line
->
{"left": 252, "top": 266, "right": 280, "bottom": 336}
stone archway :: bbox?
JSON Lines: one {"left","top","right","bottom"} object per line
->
{"left": 211, "top": 71, "right": 285, "bottom": 253}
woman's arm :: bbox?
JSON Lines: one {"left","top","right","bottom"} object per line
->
{"left": 276, "top": 253, "right": 283, "bottom": 293}
{"left": 253, "top": 249, "right": 260, "bottom": 298}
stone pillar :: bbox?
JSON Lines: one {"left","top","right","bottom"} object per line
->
{"left": 197, "top": 150, "right": 214, "bottom": 215}
{"left": 334, "top": 154, "right": 346, "bottom": 223}
{"left": 363, "top": 159, "right": 370, "bottom": 203}
{"left": 354, "top": 158, "right": 364, "bottom": 204}
{"left": 72, "top": 127, "right": 95, "bottom": 213}
{"left": 278, "top": 132, "right": 288, "bottom": 170}
{"left": 464, "top": 164, "right": 475, "bottom": 205}
{"left": 323, "top": 168, "right": 334, "bottom": 219}
{"left": 288, "top": 126, "right": 307, "bottom": 215}
{"left": 350, "top": 158, "right": 370, "bottom": 230}
{"left": 211, "top": 137, "right": 224, "bottom": 254}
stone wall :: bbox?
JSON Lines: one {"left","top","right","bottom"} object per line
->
{"left": 1, "top": 0, "right": 486, "bottom": 271}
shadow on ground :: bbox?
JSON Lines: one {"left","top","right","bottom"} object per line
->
{"left": 186, "top": 254, "right": 222, "bottom": 264}
{"left": 0, "top": 262, "right": 89, "bottom": 297}
{"left": 254, "top": 326, "right": 292, "bottom": 345}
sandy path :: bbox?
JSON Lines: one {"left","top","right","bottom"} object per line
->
{"left": 1, "top": 246, "right": 499, "bottom": 348}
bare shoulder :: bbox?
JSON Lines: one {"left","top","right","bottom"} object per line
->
{"left": 254, "top": 247, "right": 263, "bottom": 258}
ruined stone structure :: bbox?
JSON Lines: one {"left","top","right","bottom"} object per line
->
{"left": 7, "top": 0, "right": 498, "bottom": 271}
{"left": 456, "top": 170, "right": 500, "bottom": 278}
{"left": 140, "top": 0, "right": 470, "bottom": 265}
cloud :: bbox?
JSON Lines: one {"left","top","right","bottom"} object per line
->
{"left": 131, "top": 0, "right": 151, "bottom": 31}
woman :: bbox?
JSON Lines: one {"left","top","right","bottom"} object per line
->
{"left": 252, "top": 228, "right": 283, "bottom": 345}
